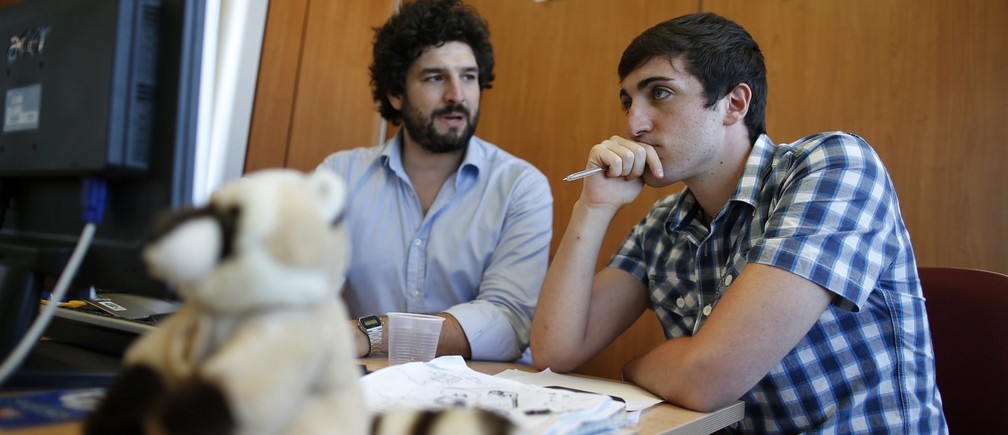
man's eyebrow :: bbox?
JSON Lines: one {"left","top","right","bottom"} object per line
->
{"left": 634, "top": 76, "right": 674, "bottom": 91}
{"left": 620, "top": 76, "right": 674, "bottom": 99}
{"left": 418, "top": 66, "right": 479, "bottom": 75}
{"left": 418, "top": 67, "right": 448, "bottom": 75}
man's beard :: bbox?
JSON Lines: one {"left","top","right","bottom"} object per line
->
{"left": 400, "top": 100, "right": 478, "bottom": 154}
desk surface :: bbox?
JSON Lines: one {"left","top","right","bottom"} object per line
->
{"left": 8, "top": 358, "right": 743, "bottom": 435}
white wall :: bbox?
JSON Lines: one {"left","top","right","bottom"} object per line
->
{"left": 192, "top": 0, "right": 268, "bottom": 204}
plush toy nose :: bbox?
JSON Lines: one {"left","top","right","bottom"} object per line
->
{"left": 142, "top": 215, "right": 224, "bottom": 285}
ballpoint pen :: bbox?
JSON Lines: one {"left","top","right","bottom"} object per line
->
{"left": 562, "top": 166, "right": 605, "bottom": 182}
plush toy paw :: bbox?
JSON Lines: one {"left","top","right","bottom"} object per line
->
{"left": 373, "top": 408, "right": 521, "bottom": 435}
{"left": 83, "top": 365, "right": 165, "bottom": 435}
{"left": 158, "top": 379, "right": 235, "bottom": 435}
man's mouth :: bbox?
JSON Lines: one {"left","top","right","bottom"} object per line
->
{"left": 438, "top": 111, "right": 468, "bottom": 127}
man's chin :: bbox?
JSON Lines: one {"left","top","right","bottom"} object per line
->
{"left": 642, "top": 172, "right": 674, "bottom": 188}
{"left": 422, "top": 135, "right": 471, "bottom": 154}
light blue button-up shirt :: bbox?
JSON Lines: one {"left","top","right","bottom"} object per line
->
{"left": 318, "top": 133, "right": 552, "bottom": 361}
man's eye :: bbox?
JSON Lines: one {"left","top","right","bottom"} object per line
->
{"left": 620, "top": 99, "right": 632, "bottom": 112}
{"left": 462, "top": 73, "right": 478, "bottom": 81}
{"left": 424, "top": 75, "right": 444, "bottom": 82}
{"left": 652, "top": 88, "right": 671, "bottom": 99}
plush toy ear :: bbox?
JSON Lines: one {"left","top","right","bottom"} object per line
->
{"left": 308, "top": 170, "right": 347, "bottom": 224}
{"left": 143, "top": 215, "right": 223, "bottom": 286}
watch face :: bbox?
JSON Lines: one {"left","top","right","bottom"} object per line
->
{"left": 359, "top": 316, "right": 381, "bottom": 329}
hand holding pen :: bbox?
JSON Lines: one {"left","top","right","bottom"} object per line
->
{"left": 562, "top": 136, "right": 663, "bottom": 182}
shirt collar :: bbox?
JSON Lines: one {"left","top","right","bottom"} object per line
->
{"left": 378, "top": 130, "right": 483, "bottom": 183}
{"left": 732, "top": 133, "right": 777, "bottom": 209}
{"left": 665, "top": 134, "right": 776, "bottom": 235}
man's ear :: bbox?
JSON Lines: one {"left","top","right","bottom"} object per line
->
{"left": 387, "top": 91, "right": 403, "bottom": 111}
{"left": 723, "top": 83, "right": 751, "bottom": 127}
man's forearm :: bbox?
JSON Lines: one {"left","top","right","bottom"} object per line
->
{"left": 531, "top": 200, "right": 618, "bottom": 370}
{"left": 434, "top": 312, "right": 472, "bottom": 359}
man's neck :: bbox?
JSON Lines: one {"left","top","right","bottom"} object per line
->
{"left": 685, "top": 135, "right": 752, "bottom": 227}
{"left": 400, "top": 134, "right": 465, "bottom": 178}
{"left": 400, "top": 132, "right": 466, "bottom": 214}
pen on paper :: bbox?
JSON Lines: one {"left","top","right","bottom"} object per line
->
{"left": 562, "top": 166, "right": 604, "bottom": 182}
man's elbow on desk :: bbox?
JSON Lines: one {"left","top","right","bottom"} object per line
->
{"left": 621, "top": 349, "right": 745, "bottom": 413}
{"left": 528, "top": 338, "right": 586, "bottom": 373}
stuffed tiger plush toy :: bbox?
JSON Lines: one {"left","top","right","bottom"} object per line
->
{"left": 83, "top": 169, "right": 519, "bottom": 435}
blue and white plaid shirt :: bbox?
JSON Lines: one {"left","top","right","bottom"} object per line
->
{"left": 611, "top": 133, "right": 947, "bottom": 433}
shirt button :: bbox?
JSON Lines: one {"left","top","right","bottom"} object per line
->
{"left": 411, "top": 290, "right": 420, "bottom": 297}
{"left": 676, "top": 297, "right": 686, "bottom": 308}
{"left": 702, "top": 305, "right": 712, "bottom": 316}
{"left": 724, "top": 274, "right": 733, "bottom": 286}
{"left": 414, "top": 239, "right": 422, "bottom": 246}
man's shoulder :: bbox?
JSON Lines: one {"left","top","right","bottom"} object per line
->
{"left": 471, "top": 136, "right": 548, "bottom": 181}
{"left": 786, "top": 131, "right": 874, "bottom": 158}
{"left": 771, "top": 131, "right": 886, "bottom": 177}
{"left": 319, "top": 144, "right": 386, "bottom": 172}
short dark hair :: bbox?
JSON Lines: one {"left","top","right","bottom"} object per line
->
{"left": 370, "top": 0, "right": 495, "bottom": 124}
{"left": 618, "top": 12, "right": 767, "bottom": 142}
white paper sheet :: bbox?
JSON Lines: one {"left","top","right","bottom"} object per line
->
{"left": 493, "top": 367, "right": 665, "bottom": 413}
{"left": 359, "top": 356, "right": 626, "bottom": 435}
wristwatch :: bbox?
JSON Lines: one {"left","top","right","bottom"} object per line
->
{"left": 357, "top": 315, "right": 383, "bottom": 357}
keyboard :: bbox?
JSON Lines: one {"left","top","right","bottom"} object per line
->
{"left": 53, "top": 305, "right": 160, "bottom": 335}
{"left": 44, "top": 294, "right": 177, "bottom": 357}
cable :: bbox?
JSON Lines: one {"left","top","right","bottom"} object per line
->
{"left": 0, "top": 178, "right": 107, "bottom": 387}
{"left": 0, "top": 223, "right": 97, "bottom": 385}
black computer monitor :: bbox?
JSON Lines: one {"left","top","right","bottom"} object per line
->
{"left": 0, "top": 0, "right": 208, "bottom": 362}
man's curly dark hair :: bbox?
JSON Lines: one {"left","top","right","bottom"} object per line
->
{"left": 370, "top": 0, "right": 495, "bottom": 124}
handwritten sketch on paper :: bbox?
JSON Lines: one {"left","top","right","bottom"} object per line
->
{"left": 359, "top": 356, "right": 625, "bottom": 434}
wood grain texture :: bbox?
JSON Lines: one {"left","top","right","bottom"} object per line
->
{"left": 245, "top": 0, "right": 309, "bottom": 172}
{"left": 283, "top": 0, "right": 396, "bottom": 170}
{"left": 247, "top": 0, "right": 396, "bottom": 172}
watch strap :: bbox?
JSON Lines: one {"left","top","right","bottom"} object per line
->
{"left": 358, "top": 315, "right": 383, "bottom": 357}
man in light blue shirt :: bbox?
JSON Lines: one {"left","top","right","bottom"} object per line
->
{"left": 317, "top": 0, "right": 551, "bottom": 361}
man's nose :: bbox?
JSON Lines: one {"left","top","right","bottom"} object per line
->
{"left": 444, "top": 77, "right": 466, "bottom": 104}
{"left": 627, "top": 104, "right": 653, "bottom": 138}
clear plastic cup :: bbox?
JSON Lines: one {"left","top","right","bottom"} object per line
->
{"left": 386, "top": 312, "right": 444, "bottom": 365}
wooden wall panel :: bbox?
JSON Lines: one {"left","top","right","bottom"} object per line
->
{"left": 707, "top": 0, "right": 1008, "bottom": 274}
{"left": 284, "top": 0, "right": 396, "bottom": 170}
{"left": 245, "top": 0, "right": 309, "bottom": 172}
{"left": 247, "top": 0, "right": 396, "bottom": 172}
